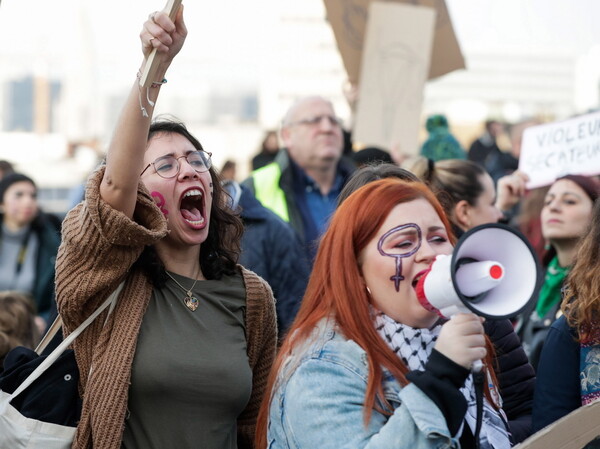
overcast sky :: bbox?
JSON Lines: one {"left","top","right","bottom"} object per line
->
{"left": 2, "top": 0, "right": 600, "bottom": 86}
{"left": 2, "top": 0, "right": 600, "bottom": 188}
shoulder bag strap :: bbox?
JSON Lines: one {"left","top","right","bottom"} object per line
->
{"left": 10, "top": 281, "right": 125, "bottom": 400}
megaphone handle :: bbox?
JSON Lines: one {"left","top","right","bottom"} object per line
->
{"left": 473, "top": 371, "right": 485, "bottom": 449}
{"left": 472, "top": 359, "right": 483, "bottom": 373}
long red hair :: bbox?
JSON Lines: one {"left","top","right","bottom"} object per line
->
{"left": 255, "top": 179, "right": 498, "bottom": 448}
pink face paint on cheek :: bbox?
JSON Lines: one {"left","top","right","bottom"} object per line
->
{"left": 151, "top": 191, "right": 169, "bottom": 217}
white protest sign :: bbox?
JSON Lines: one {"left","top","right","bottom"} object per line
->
{"left": 519, "top": 111, "right": 600, "bottom": 189}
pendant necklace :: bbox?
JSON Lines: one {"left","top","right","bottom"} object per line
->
{"left": 165, "top": 270, "right": 201, "bottom": 311}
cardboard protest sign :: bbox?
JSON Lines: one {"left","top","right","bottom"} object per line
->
{"left": 519, "top": 111, "right": 600, "bottom": 189}
{"left": 323, "top": 0, "right": 465, "bottom": 84}
{"left": 353, "top": 2, "right": 434, "bottom": 154}
{"left": 513, "top": 400, "right": 600, "bottom": 449}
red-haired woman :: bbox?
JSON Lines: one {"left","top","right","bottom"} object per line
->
{"left": 255, "top": 179, "right": 511, "bottom": 449}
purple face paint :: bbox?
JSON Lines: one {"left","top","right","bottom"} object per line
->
{"left": 151, "top": 191, "right": 169, "bottom": 217}
{"left": 377, "top": 223, "right": 422, "bottom": 291}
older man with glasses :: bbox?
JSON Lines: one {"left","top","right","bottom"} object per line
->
{"left": 243, "top": 96, "right": 355, "bottom": 263}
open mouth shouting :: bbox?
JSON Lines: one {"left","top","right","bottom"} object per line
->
{"left": 180, "top": 188, "right": 206, "bottom": 229}
{"left": 412, "top": 269, "right": 430, "bottom": 290}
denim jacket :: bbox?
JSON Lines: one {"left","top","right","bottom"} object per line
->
{"left": 267, "top": 318, "right": 460, "bottom": 449}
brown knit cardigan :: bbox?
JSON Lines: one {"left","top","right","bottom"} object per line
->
{"left": 55, "top": 167, "right": 277, "bottom": 449}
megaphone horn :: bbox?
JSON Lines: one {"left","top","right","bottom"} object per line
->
{"left": 415, "top": 223, "right": 542, "bottom": 320}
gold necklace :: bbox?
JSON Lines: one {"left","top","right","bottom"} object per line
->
{"left": 165, "top": 271, "right": 200, "bottom": 311}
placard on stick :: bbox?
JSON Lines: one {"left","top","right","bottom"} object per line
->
{"left": 139, "top": 0, "right": 182, "bottom": 88}
{"left": 353, "top": 2, "right": 435, "bottom": 154}
{"left": 519, "top": 111, "right": 600, "bottom": 189}
{"left": 323, "top": 0, "right": 464, "bottom": 84}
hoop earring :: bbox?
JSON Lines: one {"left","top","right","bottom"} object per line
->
{"left": 365, "top": 285, "right": 372, "bottom": 296}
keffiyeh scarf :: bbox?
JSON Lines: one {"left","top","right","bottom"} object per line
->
{"left": 374, "top": 311, "right": 510, "bottom": 449}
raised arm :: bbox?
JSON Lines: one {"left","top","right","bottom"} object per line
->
{"left": 495, "top": 170, "right": 528, "bottom": 214}
{"left": 100, "top": 6, "right": 187, "bottom": 218}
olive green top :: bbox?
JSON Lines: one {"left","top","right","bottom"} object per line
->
{"left": 121, "top": 271, "right": 252, "bottom": 449}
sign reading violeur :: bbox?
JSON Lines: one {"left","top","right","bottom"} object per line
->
{"left": 519, "top": 111, "right": 600, "bottom": 189}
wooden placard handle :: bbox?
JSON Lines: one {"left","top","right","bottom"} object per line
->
{"left": 139, "top": 0, "right": 183, "bottom": 88}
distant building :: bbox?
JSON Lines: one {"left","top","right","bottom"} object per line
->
{"left": 208, "top": 91, "right": 258, "bottom": 123}
{"left": 424, "top": 48, "right": 577, "bottom": 124}
{"left": 4, "top": 76, "right": 61, "bottom": 133}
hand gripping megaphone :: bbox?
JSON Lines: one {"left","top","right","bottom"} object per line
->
{"left": 415, "top": 223, "right": 542, "bottom": 320}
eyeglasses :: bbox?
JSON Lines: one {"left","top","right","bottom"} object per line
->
{"left": 140, "top": 151, "right": 213, "bottom": 178}
{"left": 286, "top": 114, "right": 343, "bottom": 128}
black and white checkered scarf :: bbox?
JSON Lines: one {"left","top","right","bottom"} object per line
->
{"left": 374, "top": 311, "right": 511, "bottom": 449}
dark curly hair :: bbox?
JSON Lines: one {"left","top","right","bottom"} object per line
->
{"left": 134, "top": 118, "right": 243, "bottom": 285}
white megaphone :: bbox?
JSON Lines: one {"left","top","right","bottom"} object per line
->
{"left": 416, "top": 223, "right": 542, "bottom": 321}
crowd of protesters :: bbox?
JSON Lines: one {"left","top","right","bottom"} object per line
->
{"left": 0, "top": 5, "right": 599, "bottom": 449}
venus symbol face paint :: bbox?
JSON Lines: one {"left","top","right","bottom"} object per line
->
{"left": 377, "top": 223, "right": 422, "bottom": 291}
{"left": 151, "top": 191, "right": 169, "bottom": 217}
{"left": 359, "top": 199, "right": 453, "bottom": 328}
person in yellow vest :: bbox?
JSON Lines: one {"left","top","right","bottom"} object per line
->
{"left": 243, "top": 97, "right": 355, "bottom": 261}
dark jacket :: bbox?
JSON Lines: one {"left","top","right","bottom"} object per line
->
{"left": 517, "top": 254, "right": 565, "bottom": 371}
{"left": 242, "top": 149, "right": 355, "bottom": 243}
{"left": 34, "top": 214, "right": 61, "bottom": 321}
{"left": 518, "top": 300, "right": 562, "bottom": 371}
{"left": 485, "top": 149, "right": 519, "bottom": 184}
{"left": 251, "top": 152, "right": 277, "bottom": 171}
{"left": 468, "top": 134, "right": 499, "bottom": 166}
{"left": 531, "top": 315, "right": 580, "bottom": 432}
{"left": 484, "top": 319, "right": 536, "bottom": 444}
{"left": 1, "top": 212, "right": 61, "bottom": 320}
{"left": 237, "top": 185, "right": 309, "bottom": 337}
